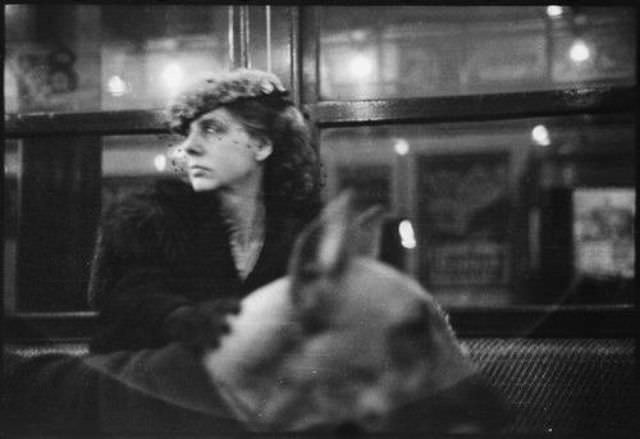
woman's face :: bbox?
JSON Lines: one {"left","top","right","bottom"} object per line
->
{"left": 181, "top": 107, "right": 268, "bottom": 192}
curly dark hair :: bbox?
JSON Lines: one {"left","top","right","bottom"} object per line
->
{"left": 167, "top": 102, "right": 322, "bottom": 218}
{"left": 165, "top": 69, "right": 323, "bottom": 217}
{"left": 224, "top": 97, "right": 323, "bottom": 216}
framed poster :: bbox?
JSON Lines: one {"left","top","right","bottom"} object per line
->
{"left": 415, "top": 152, "right": 511, "bottom": 289}
{"left": 6, "top": 43, "right": 99, "bottom": 112}
{"left": 573, "top": 188, "right": 635, "bottom": 279}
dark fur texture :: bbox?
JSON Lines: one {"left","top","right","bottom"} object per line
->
{"left": 88, "top": 178, "right": 314, "bottom": 353}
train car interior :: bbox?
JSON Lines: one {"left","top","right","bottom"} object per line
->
{"left": 3, "top": 5, "right": 636, "bottom": 436}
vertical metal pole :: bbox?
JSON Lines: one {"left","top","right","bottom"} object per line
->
{"left": 298, "top": 6, "right": 320, "bottom": 107}
{"left": 266, "top": 5, "right": 272, "bottom": 72}
{"left": 228, "top": 5, "right": 250, "bottom": 68}
{"left": 228, "top": 6, "right": 235, "bottom": 67}
{"left": 241, "top": 5, "right": 250, "bottom": 68}
{"left": 405, "top": 152, "right": 419, "bottom": 279}
{"left": 544, "top": 13, "right": 554, "bottom": 87}
{"left": 289, "top": 6, "right": 301, "bottom": 107}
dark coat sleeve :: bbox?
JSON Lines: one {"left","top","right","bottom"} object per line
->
{"left": 88, "top": 183, "right": 196, "bottom": 353}
{"left": 2, "top": 345, "right": 245, "bottom": 435}
{"left": 87, "top": 181, "right": 317, "bottom": 354}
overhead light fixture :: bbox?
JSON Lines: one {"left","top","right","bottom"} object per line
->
{"left": 393, "top": 138, "right": 410, "bottom": 156}
{"left": 162, "top": 62, "right": 185, "bottom": 94}
{"left": 351, "top": 30, "right": 367, "bottom": 42}
{"left": 546, "top": 5, "right": 564, "bottom": 18}
{"left": 532, "top": 124, "right": 551, "bottom": 146}
{"left": 348, "top": 54, "right": 374, "bottom": 80}
{"left": 569, "top": 39, "right": 590, "bottom": 63}
{"left": 107, "top": 75, "right": 128, "bottom": 97}
{"left": 4, "top": 4, "right": 18, "bottom": 16}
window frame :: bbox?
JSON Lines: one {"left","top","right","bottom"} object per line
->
{"left": 3, "top": 5, "right": 637, "bottom": 342}
{"left": 299, "top": 6, "right": 637, "bottom": 339}
{"left": 3, "top": 5, "right": 254, "bottom": 341}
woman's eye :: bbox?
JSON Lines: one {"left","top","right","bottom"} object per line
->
{"left": 201, "top": 122, "right": 227, "bottom": 136}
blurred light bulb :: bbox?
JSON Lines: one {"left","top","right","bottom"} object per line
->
{"left": 349, "top": 54, "right": 374, "bottom": 79}
{"left": 107, "top": 75, "right": 127, "bottom": 97}
{"left": 154, "top": 154, "right": 167, "bottom": 172}
{"left": 393, "top": 138, "right": 410, "bottom": 156}
{"left": 162, "top": 63, "right": 184, "bottom": 93}
{"left": 546, "top": 5, "right": 564, "bottom": 17}
{"left": 399, "top": 220, "right": 416, "bottom": 249}
{"left": 532, "top": 124, "right": 551, "bottom": 146}
{"left": 352, "top": 30, "right": 367, "bottom": 42}
{"left": 569, "top": 39, "right": 590, "bottom": 63}
{"left": 5, "top": 5, "right": 18, "bottom": 16}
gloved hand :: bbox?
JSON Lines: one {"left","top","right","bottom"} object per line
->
{"left": 164, "top": 298, "right": 241, "bottom": 354}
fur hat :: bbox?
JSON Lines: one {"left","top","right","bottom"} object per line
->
{"left": 167, "top": 69, "right": 290, "bottom": 135}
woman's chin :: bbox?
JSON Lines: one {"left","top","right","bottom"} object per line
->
{"left": 190, "top": 179, "right": 219, "bottom": 192}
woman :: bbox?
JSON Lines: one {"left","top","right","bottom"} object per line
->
{"left": 88, "top": 69, "right": 323, "bottom": 354}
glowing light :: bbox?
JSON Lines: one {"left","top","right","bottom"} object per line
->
{"left": 154, "top": 154, "right": 167, "bottom": 172}
{"left": 569, "top": 40, "right": 590, "bottom": 63}
{"left": 5, "top": 5, "right": 18, "bottom": 16}
{"left": 531, "top": 124, "right": 551, "bottom": 146}
{"left": 546, "top": 5, "right": 564, "bottom": 17}
{"left": 393, "top": 138, "right": 410, "bottom": 156}
{"left": 162, "top": 63, "right": 184, "bottom": 93}
{"left": 399, "top": 220, "right": 416, "bottom": 249}
{"left": 352, "top": 30, "right": 367, "bottom": 42}
{"left": 349, "top": 54, "right": 374, "bottom": 79}
{"left": 107, "top": 75, "right": 127, "bottom": 97}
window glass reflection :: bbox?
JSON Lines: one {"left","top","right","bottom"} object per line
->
{"left": 318, "top": 6, "right": 636, "bottom": 100}
{"left": 101, "top": 134, "right": 181, "bottom": 207}
{"left": 3, "top": 134, "right": 183, "bottom": 313}
{"left": 4, "top": 5, "right": 230, "bottom": 113}
{"left": 4, "top": 140, "right": 20, "bottom": 313}
{"left": 320, "top": 114, "right": 635, "bottom": 307}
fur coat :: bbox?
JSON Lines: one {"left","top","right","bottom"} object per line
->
{"left": 88, "top": 178, "right": 315, "bottom": 353}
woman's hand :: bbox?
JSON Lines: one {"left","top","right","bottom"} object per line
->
{"left": 164, "top": 299, "right": 241, "bottom": 354}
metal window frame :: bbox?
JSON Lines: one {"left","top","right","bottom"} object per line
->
{"left": 3, "top": 5, "right": 253, "bottom": 340}
{"left": 3, "top": 6, "right": 637, "bottom": 341}
{"left": 297, "top": 6, "right": 638, "bottom": 339}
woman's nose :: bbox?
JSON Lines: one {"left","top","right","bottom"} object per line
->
{"left": 182, "top": 135, "right": 203, "bottom": 155}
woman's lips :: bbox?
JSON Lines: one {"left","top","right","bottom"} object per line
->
{"left": 189, "top": 165, "right": 211, "bottom": 174}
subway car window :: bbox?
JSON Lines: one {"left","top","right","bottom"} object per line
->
{"left": 4, "top": 140, "right": 20, "bottom": 313}
{"left": 101, "top": 134, "right": 180, "bottom": 206}
{"left": 4, "top": 136, "right": 101, "bottom": 312}
{"left": 3, "top": 4, "right": 295, "bottom": 317}
{"left": 4, "top": 4, "right": 230, "bottom": 113}
{"left": 318, "top": 6, "right": 636, "bottom": 100}
{"left": 3, "top": 5, "right": 634, "bottom": 318}
{"left": 2, "top": 134, "right": 180, "bottom": 314}
{"left": 320, "top": 114, "right": 635, "bottom": 308}
{"left": 2, "top": 4, "right": 637, "bottom": 437}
